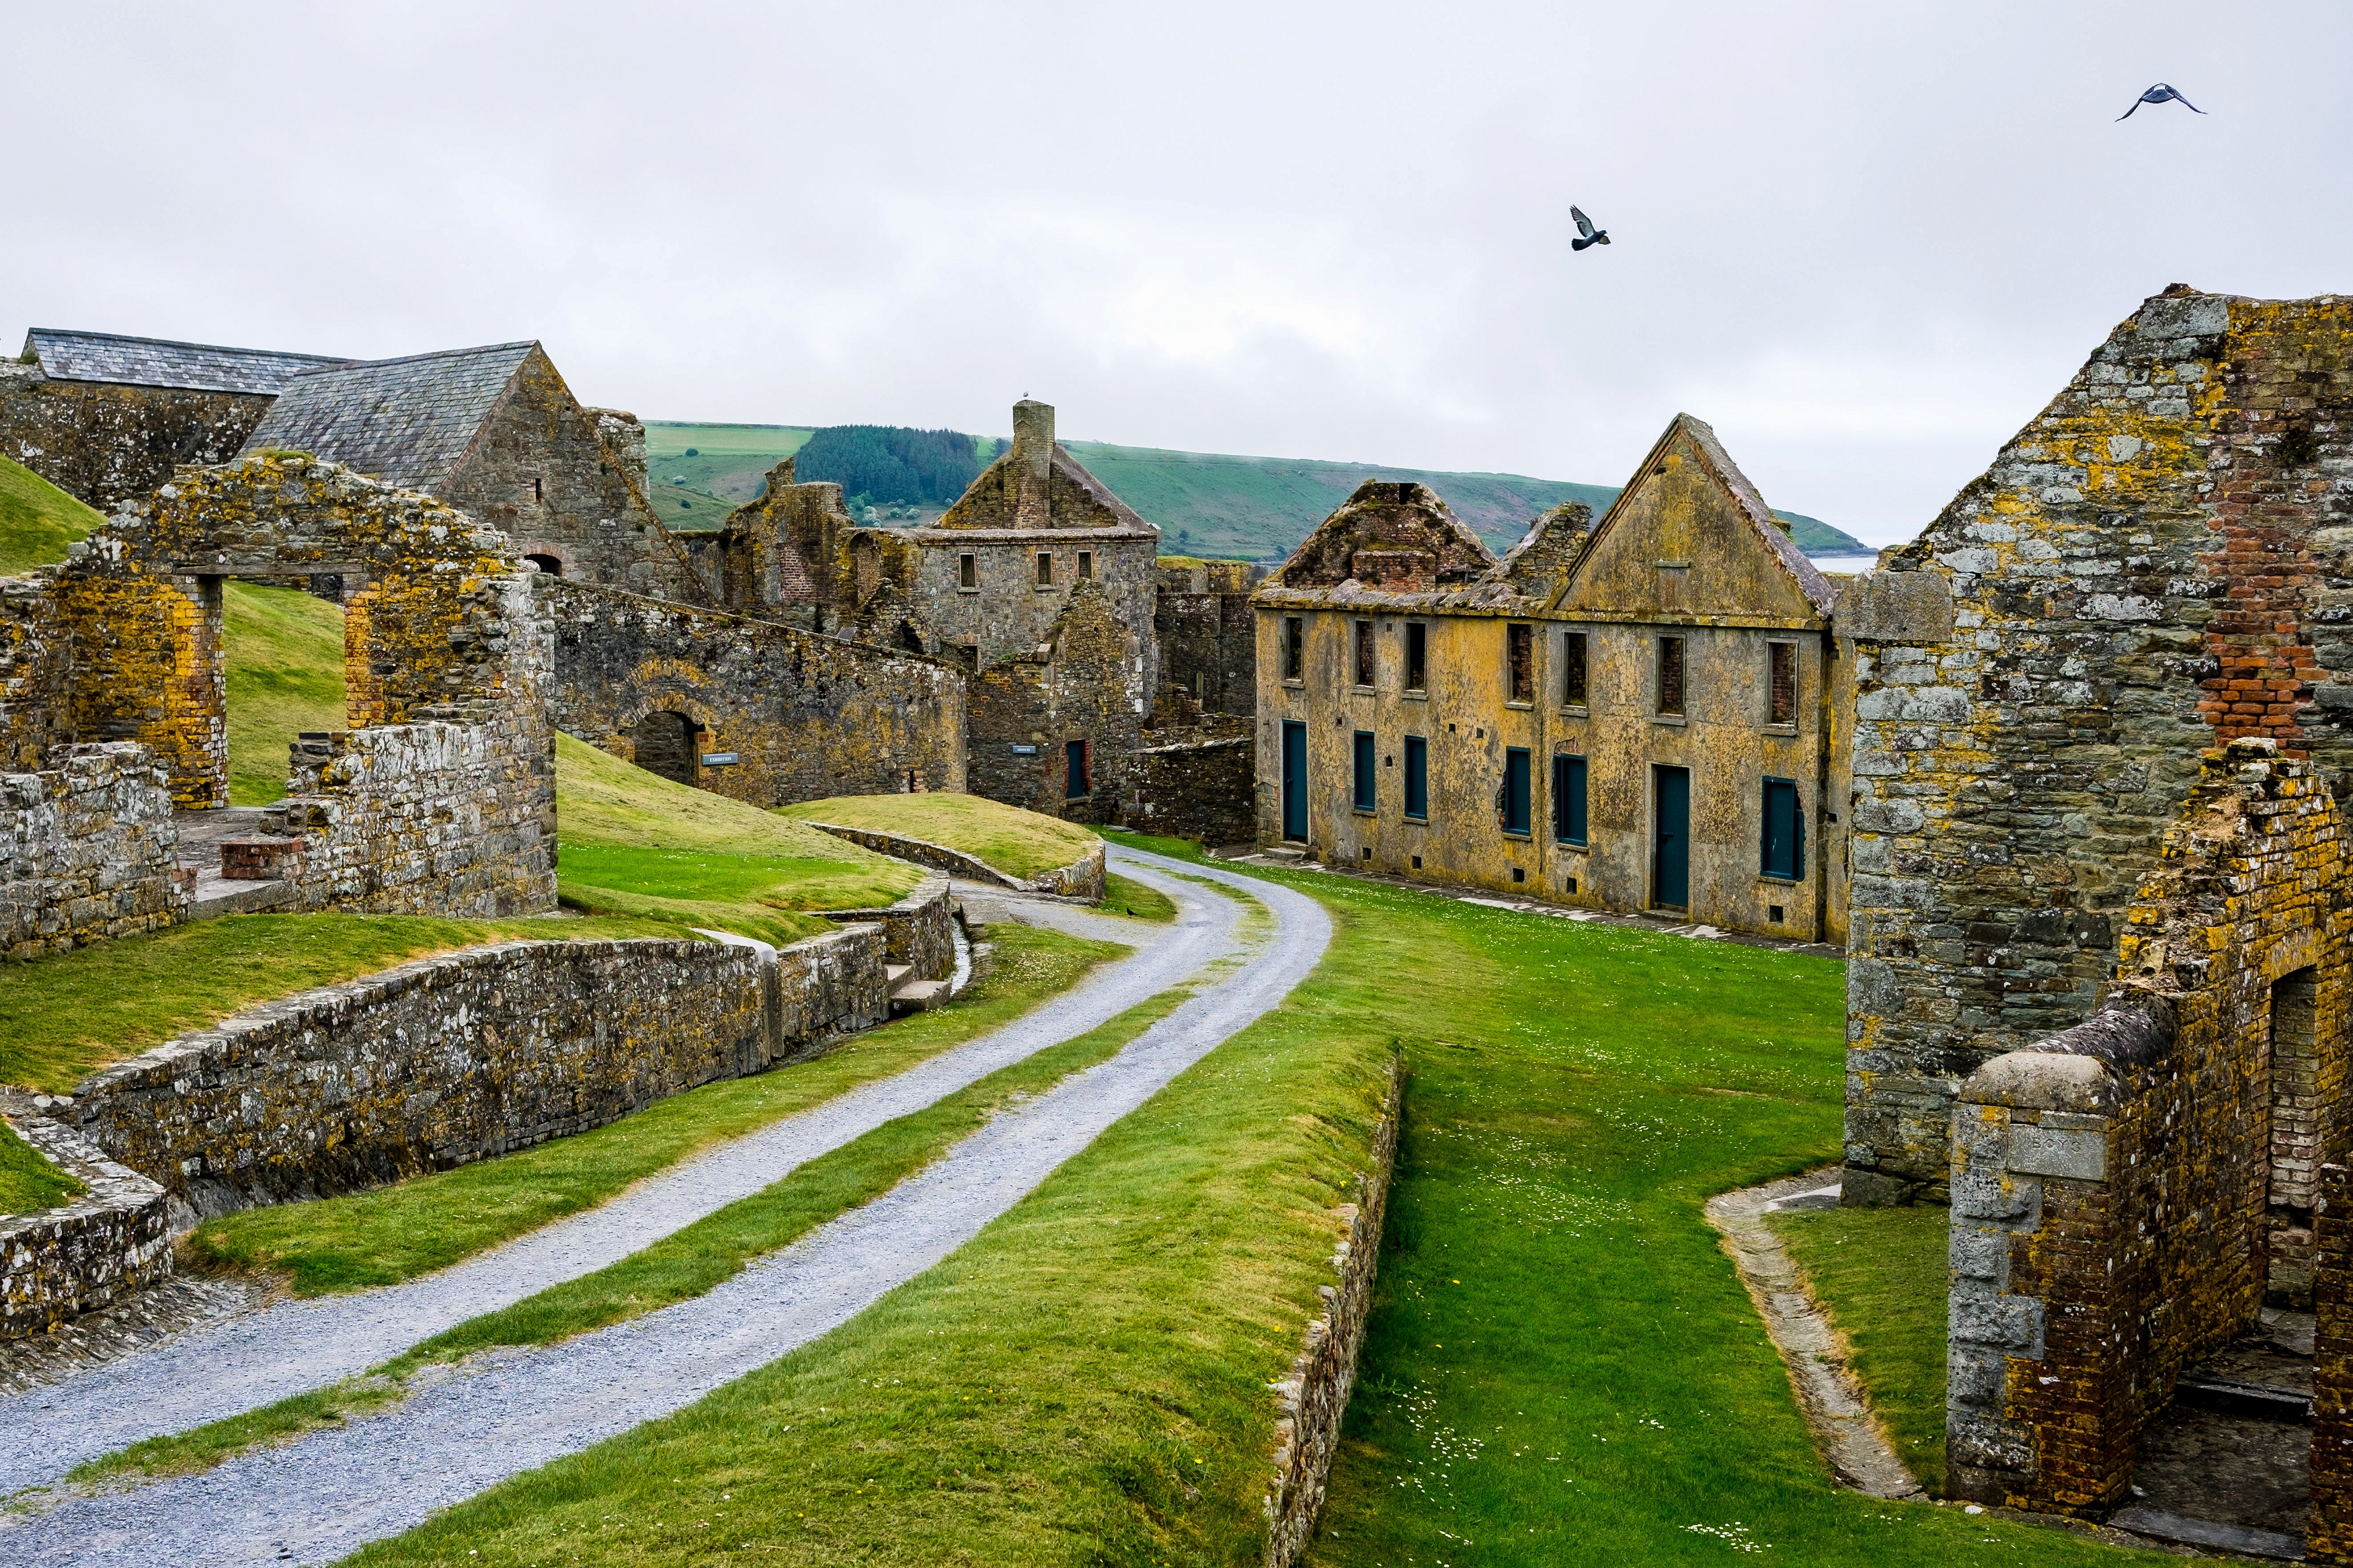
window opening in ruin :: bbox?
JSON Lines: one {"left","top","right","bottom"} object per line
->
{"left": 1562, "top": 631, "right": 1587, "bottom": 706}
{"left": 955, "top": 643, "right": 979, "bottom": 673}
{"left": 1554, "top": 753, "right": 1587, "bottom": 845}
{"left": 1281, "top": 721, "right": 1308, "bottom": 839}
{"left": 1077, "top": 550, "right": 1093, "bottom": 580}
{"left": 1064, "top": 739, "right": 1091, "bottom": 799}
{"left": 1404, "top": 735, "right": 1429, "bottom": 821}
{"left": 1507, "top": 624, "right": 1533, "bottom": 703}
{"left": 223, "top": 577, "right": 349, "bottom": 807}
{"left": 525, "top": 554, "right": 563, "bottom": 576}
{"left": 1406, "top": 622, "right": 1427, "bottom": 690}
{"left": 1037, "top": 552, "right": 1055, "bottom": 587}
{"left": 1501, "top": 748, "right": 1531, "bottom": 835}
{"left": 1511, "top": 866, "right": 1525, "bottom": 883}
{"left": 1653, "top": 765, "right": 1691, "bottom": 907}
{"left": 631, "top": 710, "right": 701, "bottom": 787}
{"left": 1353, "top": 730, "right": 1377, "bottom": 812}
{"left": 530, "top": 476, "right": 544, "bottom": 504}
{"left": 1354, "top": 620, "right": 1375, "bottom": 687}
{"left": 1657, "top": 636, "right": 1685, "bottom": 715}
{"left": 1769, "top": 903, "right": 1784, "bottom": 923}
{"left": 1761, "top": 776, "right": 1803, "bottom": 879}
{"left": 959, "top": 553, "right": 978, "bottom": 591}
{"left": 1768, "top": 641, "right": 1796, "bottom": 724}
{"left": 1412, "top": 854, "right": 1423, "bottom": 869}
{"left": 1284, "top": 617, "right": 1304, "bottom": 681}
{"left": 2268, "top": 965, "right": 2321, "bottom": 1305}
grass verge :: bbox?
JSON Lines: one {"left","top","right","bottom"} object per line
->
{"left": 0, "top": 452, "right": 98, "bottom": 577}
{"left": 185, "top": 924, "right": 1125, "bottom": 1295}
{"left": 779, "top": 791, "right": 1099, "bottom": 880}
{"left": 0, "top": 1116, "right": 83, "bottom": 1214}
{"left": 1099, "top": 870, "right": 1177, "bottom": 922}
{"left": 223, "top": 580, "right": 346, "bottom": 806}
{"left": 0, "top": 912, "right": 679, "bottom": 1094}
{"left": 1768, "top": 1203, "right": 1952, "bottom": 1496}
{"left": 85, "top": 979, "right": 1199, "bottom": 1485}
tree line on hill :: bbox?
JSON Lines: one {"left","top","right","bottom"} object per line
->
{"left": 792, "top": 426, "right": 996, "bottom": 509}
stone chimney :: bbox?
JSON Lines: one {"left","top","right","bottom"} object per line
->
{"left": 1011, "top": 399, "right": 1054, "bottom": 529}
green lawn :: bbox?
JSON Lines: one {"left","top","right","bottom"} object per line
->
{"left": 186, "top": 923, "right": 1125, "bottom": 1296}
{"left": 645, "top": 421, "right": 815, "bottom": 506}
{"left": 0, "top": 452, "right": 99, "bottom": 577}
{"left": 1769, "top": 1204, "right": 1952, "bottom": 1496}
{"left": 0, "top": 912, "right": 677, "bottom": 1095}
{"left": 779, "top": 792, "right": 1099, "bottom": 880}
{"left": 1101, "top": 870, "right": 1178, "bottom": 922}
{"left": 0, "top": 1116, "right": 84, "bottom": 1215}
{"left": 223, "top": 580, "right": 347, "bottom": 805}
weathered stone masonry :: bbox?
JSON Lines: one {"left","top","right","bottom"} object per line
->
{"left": 1845, "top": 288, "right": 2353, "bottom": 1205}
{"left": 0, "top": 742, "right": 184, "bottom": 959}
{"left": 0, "top": 1094, "right": 171, "bottom": 1341}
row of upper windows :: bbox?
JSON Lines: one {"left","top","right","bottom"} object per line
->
{"left": 957, "top": 550, "right": 1096, "bottom": 590}
{"left": 1281, "top": 617, "right": 1801, "bottom": 725}
{"left": 1342, "top": 735, "right": 1806, "bottom": 878}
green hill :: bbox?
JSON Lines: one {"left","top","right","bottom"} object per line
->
{"left": 0, "top": 454, "right": 101, "bottom": 576}
{"left": 642, "top": 421, "right": 1867, "bottom": 561}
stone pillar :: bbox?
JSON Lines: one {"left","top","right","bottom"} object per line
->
{"left": 1011, "top": 399, "right": 1054, "bottom": 530}
{"left": 2311, "top": 1163, "right": 2353, "bottom": 1562}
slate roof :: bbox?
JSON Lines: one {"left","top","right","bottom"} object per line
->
{"left": 23, "top": 329, "right": 350, "bottom": 395}
{"left": 238, "top": 343, "right": 538, "bottom": 491}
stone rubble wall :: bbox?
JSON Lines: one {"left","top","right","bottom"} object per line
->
{"left": 819, "top": 872, "right": 957, "bottom": 982}
{"left": 2310, "top": 1163, "right": 2353, "bottom": 1563}
{"left": 0, "top": 574, "right": 74, "bottom": 774}
{"left": 1125, "top": 735, "right": 1254, "bottom": 845}
{"left": 797, "top": 820, "right": 1107, "bottom": 901}
{"left": 1945, "top": 738, "right": 2353, "bottom": 1516}
{"left": 0, "top": 742, "right": 185, "bottom": 959}
{"left": 0, "top": 361, "right": 279, "bottom": 513}
{"left": 0, "top": 1092, "right": 173, "bottom": 1342}
{"left": 1263, "top": 1057, "right": 1401, "bottom": 1568}
{"left": 62, "top": 926, "right": 887, "bottom": 1222}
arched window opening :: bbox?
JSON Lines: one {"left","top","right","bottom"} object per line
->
{"left": 526, "top": 554, "right": 564, "bottom": 577}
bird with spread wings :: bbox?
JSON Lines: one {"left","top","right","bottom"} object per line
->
{"left": 2118, "top": 83, "right": 2204, "bottom": 120}
{"left": 1571, "top": 205, "right": 1611, "bottom": 252}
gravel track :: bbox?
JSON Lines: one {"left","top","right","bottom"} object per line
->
{"left": 0, "top": 861, "right": 1233, "bottom": 1497}
{"left": 3, "top": 851, "right": 1326, "bottom": 1566}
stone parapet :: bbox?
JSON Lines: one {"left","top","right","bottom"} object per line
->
{"left": 0, "top": 1093, "right": 172, "bottom": 1342}
{"left": 0, "top": 741, "right": 185, "bottom": 959}
{"left": 798, "top": 820, "right": 1107, "bottom": 902}
{"left": 820, "top": 872, "right": 957, "bottom": 983}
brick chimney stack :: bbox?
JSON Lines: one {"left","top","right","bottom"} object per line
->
{"left": 1012, "top": 399, "right": 1054, "bottom": 528}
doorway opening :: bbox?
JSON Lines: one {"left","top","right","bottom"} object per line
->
{"left": 1652, "top": 764, "right": 1690, "bottom": 909}
{"left": 223, "top": 578, "right": 349, "bottom": 807}
{"left": 2268, "top": 966, "right": 2321, "bottom": 1307}
{"left": 632, "top": 710, "right": 701, "bottom": 786}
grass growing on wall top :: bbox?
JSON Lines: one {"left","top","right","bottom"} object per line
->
{"left": 778, "top": 790, "right": 1099, "bottom": 880}
{"left": 223, "top": 581, "right": 347, "bottom": 806}
{"left": 0, "top": 452, "right": 99, "bottom": 577}
{"left": 185, "top": 922, "right": 1126, "bottom": 1296}
{"left": 0, "top": 1116, "right": 84, "bottom": 1216}
{"left": 0, "top": 912, "right": 680, "bottom": 1095}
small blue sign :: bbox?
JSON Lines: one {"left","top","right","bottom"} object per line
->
{"left": 701, "top": 752, "right": 740, "bottom": 767}
{"left": 1011, "top": 744, "right": 1038, "bottom": 755}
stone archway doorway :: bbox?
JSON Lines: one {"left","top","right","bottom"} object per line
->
{"left": 631, "top": 710, "right": 701, "bottom": 786}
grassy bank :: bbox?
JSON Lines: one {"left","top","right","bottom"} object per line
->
{"left": 556, "top": 733, "right": 919, "bottom": 940}
{"left": 187, "top": 923, "right": 1125, "bottom": 1295}
{"left": 0, "top": 1117, "right": 84, "bottom": 1214}
{"left": 0, "top": 452, "right": 98, "bottom": 577}
{"left": 1101, "top": 870, "right": 1178, "bottom": 922}
{"left": 0, "top": 912, "right": 677, "bottom": 1094}
{"left": 1769, "top": 1204, "right": 1952, "bottom": 1495}
{"left": 223, "top": 581, "right": 346, "bottom": 805}
{"left": 779, "top": 791, "right": 1099, "bottom": 881}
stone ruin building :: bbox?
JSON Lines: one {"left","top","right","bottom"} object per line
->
{"left": 1251, "top": 415, "right": 1847, "bottom": 942}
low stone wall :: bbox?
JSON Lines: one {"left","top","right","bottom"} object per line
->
{"left": 820, "top": 872, "right": 956, "bottom": 982}
{"left": 1263, "top": 1057, "right": 1402, "bottom": 1567}
{"left": 0, "top": 742, "right": 185, "bottom": 960}
{"left": 1, "top": 1094, "right": 173, "bottom": 1341}
{"left": 1125, "top": 735, "right": 1254, "bottom": 845}
{"left": 799, "top": 819, "right": 1107, "bottom": 901}
{"left": 65, "top": 926, "right": 886, "bottom": 1221}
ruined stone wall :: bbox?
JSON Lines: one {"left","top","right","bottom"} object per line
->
{"left": 898, "top": 528, "right": 1160, "bottom": 682}
{"left": 0, "top": 361, "right": 276, "bottom": 512}
{"left": 67, "top": 926, "right": 888, "bottom": 1219}
{"left": 797, "top": 821, "right": 1107, "bottom": 901}
{"left": 961, "top": 581, "right": 1147, "bottom": 823}
{"left": 1156, "top": 559, "right": 1263, "bottom": 717}
{"left": 817, "top": 873, "right": 957, "bottom": 981}
{"left": 547, "top": 579, "right": 967, "bottom": 807}
{"left": 1945, "top": 740, "right": 2353, "bottom": 1515}
{"left": 0, "top": 1094, "right": 172, "bottom": 1341}
{"left": 1127, "top": 736, "right": 1254, "bottom": 845}
{"left": 0, "top": 742, "right": 184, "bottom": 959}
{"left": 1844, "top": 289, "right": 2353, "bottom": 1204}
{"left": 0, "top": 574, "right": 76, "bottom": 772}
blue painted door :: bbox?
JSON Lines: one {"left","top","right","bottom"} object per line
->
{"left": 1282, "top": 721, "right": 1308, "bottom": 840}
{"left": 1654, "top": 765, "right": 1690, "bottom": 908}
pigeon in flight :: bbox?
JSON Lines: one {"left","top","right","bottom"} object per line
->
{"left": 1571, "top": 205, "right": 1611, "bottom": 251}
{"left": 2118, "top": 83, "right": 2204, "bottom": 120}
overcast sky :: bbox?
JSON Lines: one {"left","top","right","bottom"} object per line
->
{"left": 10, "top": 1, "right": 2349, "bottom": 545}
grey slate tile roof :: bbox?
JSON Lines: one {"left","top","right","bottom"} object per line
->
{"left": 237, "top": 343, "right": 537, "bottom": 491}
{"left": 23, "top": 329, "right": 350, "bottom": 395}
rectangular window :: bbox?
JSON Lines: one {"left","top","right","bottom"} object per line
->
{"left": 1077, "top": 550, "right": 1094, "bottom": 580}
{"left": 1354, "top": 620, "right": 1375, "bottom": 687}
{"left": 1552, "top": 753, "right": 1587, "bottom": 845}
{"left": 1562, "top": 631, "right": 1588, "bottom": 706}
{"left": 1502, "top": 747, "right": 1531, "bottom": 835}
{"left": 1769, "top": 641, "right": 1796, "bottom": 723}
{"left": 1406, "top": 622, "right": 1427, "bottom": 690}
{"left": 1404, "top": 735, "right": 1428, "bottom": 821}
{"left": 1657, "top": 636, "right": 1685, "bottom": 715}
{"left": 1065, "top": 739, "right": 1091, "bottom": 799}
{"left": 1507, "top": 624, "right": 1533, "bottom": 702}
{"left": 1037, "top": 552, "right": 1055, "bottom": 587}
{"left": 1283, "top": 616, "right": 1304, "bottom": 680}
{"left": 1761, "top": 776, "right": 1804, "bottom": 878}
{"left": 1353, "top": 730, "right": 1377, "bottom": 812}
{"left": 959, "top": 552, "right": 978, "bottom": 590}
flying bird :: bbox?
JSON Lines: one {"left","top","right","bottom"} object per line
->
{"left": 1570, "top": 205, "right": 1611, "bottom": 251}
{"left": 2118, "top": 83, "right": 2204, "bottom": 120}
